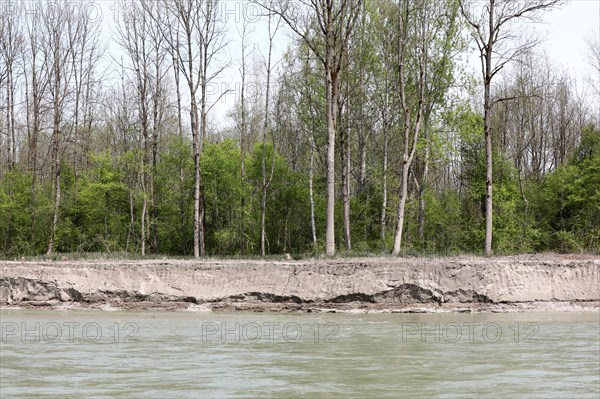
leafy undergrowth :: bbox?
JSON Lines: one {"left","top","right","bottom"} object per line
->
{"left": 3, "top": 249, "right": 597, "bottom": 262}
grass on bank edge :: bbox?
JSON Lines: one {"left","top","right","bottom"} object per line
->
{"left": 2, "top": 248, "right": 598, "bottom": 262}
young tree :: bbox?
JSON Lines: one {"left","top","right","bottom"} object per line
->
{"left": 341, "top": 73, "right": 352, "bottom": 251}
{"left": 236, "top": 15, "right": 255, "bottom": 255}
{"left": 259, "top": 11, "right": 281, "bottom": 256}
{"left": 117, "top": 2, "right": 153, "bottom": 255}
{"left": 290, "top": 45, "right": 323, "bottom": 250}
{"left": 165, "top": 14, "right": 188, "bottom": 254}
{"left": 459, "top": 0, "right": 561, "bottom": 255}
{"left": 369, "top": 0, "right": 398, "bottom": 251}
{"left": 391, "top": 0, "right": 461, "bottom": 255}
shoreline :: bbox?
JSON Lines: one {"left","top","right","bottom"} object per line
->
{"left": 2, "top": 300, "right": 599, "bottom": 314}
{"left": 1, "top": 254, "right": 598, "bottom": 313}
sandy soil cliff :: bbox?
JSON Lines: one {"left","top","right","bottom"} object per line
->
{"left": 0, "top": 255, "right": 598, "bottom": 312}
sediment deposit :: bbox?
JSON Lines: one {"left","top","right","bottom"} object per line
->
{"left": 1, "top": 254, "right": 598, "bottom": 312}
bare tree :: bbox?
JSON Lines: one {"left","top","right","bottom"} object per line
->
{"left": 0, "top": 3, "right": 24, "bottom": 172}
{"left": 585, "top": 28, "right": 600, "bottom": 121}
{"left": 21, "top": 5, "right": 51, "bottom": 247}
{"left": 459, "top": 0, "right": 561, "bottom": 256}
{"left": 341, "top": 73, "right": 352, "bottom": 251}
{"left": 259, "top": 10, "right": 281, "bottom": 256}
{"left": 148, "top": 11, "right": 169, "bottom": 254}
{"left": 102, "top": 62, "right": 140, "bottom": 252}
{"left": 165, "top": 13, "right": 188, "bottom": 254}
{"left": 116, "top": 2, "right": 153, "bottom": 255}
{"left": 153, "top": 0, "right": 228, "bottom": 257}
{"left": 237, "top": 15, "right": 255, "bottom": 255}
{"left": 296, "top": 46, "right": 320, "bottom": 250}
{"left": 44, "top": 2, "right": 79, "bottom": 255}
{"left": 264, "top": 0, "right": 361, "bottom": 256}
{"left": 68, "top": 2, "right": 102, "bottom": 179}
{"left": 496, "top": 52, "right": 588, "bottom": 178}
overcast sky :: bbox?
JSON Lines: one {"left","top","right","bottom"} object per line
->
{"left": 542, "top": 0, "right": 599, "bottom": 75}
{"left": 98, "top": 0, "right": 600, "bottom": 129}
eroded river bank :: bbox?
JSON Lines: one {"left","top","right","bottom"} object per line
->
{"left": 0, "top": 254, "right": 598, "bottom": 313}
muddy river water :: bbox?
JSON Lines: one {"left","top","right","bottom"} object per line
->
{"left": 1, "top": 310, "right": 598, "bottom": 398}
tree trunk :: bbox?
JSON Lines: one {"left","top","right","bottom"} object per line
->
{"left": 71, "top": 49, "right": 82, "bottom": 179}
{"left": 239, "top": 28, "right": 247, "bottom": 255}
{"left": 357, "top": 19, "right": 367, "bottom": 195}
{"left": 418, "top": 123, "right": 429, "bottom": 245}
{"left": 184, "top": 18, "right": 201, "bottom": 259}
{"left": 151, "top": 58, "right": 161, "bottom": 254}
{"left": 325, "top": 58, "right": 338, "bottom": 256}
{"left": 392, "top": 1, "right": 419, "bottom": 256}
{"left": 24, "top": 60, "right": 40, "bottom": 243}
{"left": 191, "top": 98, "right": 201, "bottom": 258}
{"left": 309, "top": 137, "right": 317, "bottom": 248}
{"left": 126, "top": 190, "right": 134, "bottom": 252}
{"left": 260, "top": 182, "right": 267, "bottom": 256}
{"left": 47, "top": 18, "right": 66, "bottom": 256}
{"left": 392, "top": 163, "right": 409, "bottom": 256}
{"left": 484, "top": 90, "right": 493, "bottom": 256}
{"left": 260, "top": 14, "right": 276, "bottom": 257}
{"left": 483, "top": 31, "right": 493, "bottom": 256}
{"left": 172, "top": 49, "right": 186, "bottom": 254}
{"left": 199, "top": 76, "right": 208, "bottom": 258}
{"left": 140, "top": 154, "right": 147, "bottom": 256}
{"left": 381, "top": 126, "right": 388, "bottom": 251}
{"left": 47, "top": 111, "right": 61, "bottom": 255}
{"left": 342, "top": 80, "right": 351, "bottom": 251}
{"left": 47, "top": 168, "right": 60, "bottom": 255}
{"left": 6, "top": 66, "right": 15, "bottom": 171}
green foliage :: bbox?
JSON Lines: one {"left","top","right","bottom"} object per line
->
{"left": 247, "top": 142, "right": 316, "bottom": 254}
{"left": 155, "top": 135, "right": 195, "bottom": 255}
{"left": 59, "top": 152, "right": 130, "bottom": 253}
{"left": 0, "top": 171, "right": 49, "bottom": 256}
{"left": 422, "top": 189, "right": 463, "bottom": 252}
{"left": 202, "top": 139, "right": 245, "bottom": 255}
{"left": 161, "top": 93, "right": 597, "bottom": 259}
{"left": 1, "top": 118, "right": 598, "bottom": 257}
{"left": 531, "top": 124, "right": 600, "bottom": 252}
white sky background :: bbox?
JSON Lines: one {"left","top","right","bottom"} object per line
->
{"left": 542, "top": 0, "right": 599, "bottom": 77}
{"left": 541, "top": 0, "right": 600, "bottom": 122}
{"left": 92, "top": 0, "right": 600, "bottom": 130}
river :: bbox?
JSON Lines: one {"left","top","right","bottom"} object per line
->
{"left": 1, "top": 310, "right": 598, "bottom": 398}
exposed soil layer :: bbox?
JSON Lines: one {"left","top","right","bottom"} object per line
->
{"left": 1, "top": 254, "right": 598, "bottom": 313}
